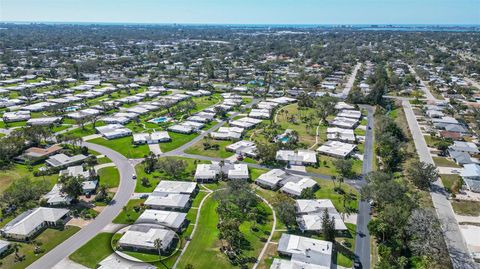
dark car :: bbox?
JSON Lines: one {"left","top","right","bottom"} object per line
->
{"left": 354, "top": 257, "right": 362, "bottom": 269}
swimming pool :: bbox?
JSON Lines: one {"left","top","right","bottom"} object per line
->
{"left": 280, "top": 136, "right": 290, "bottom": 143}
{"left": 65, "top": 106, "right": 79, "bottom": 112}
{"left": 149, "top": 117, "right": 171, "bottom": 123}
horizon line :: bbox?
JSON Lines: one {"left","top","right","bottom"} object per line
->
{"left": 1, "top": 20, "right": 480, "bottom": 27}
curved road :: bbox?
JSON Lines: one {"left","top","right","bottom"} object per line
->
{"left": 27, "top": 142, "right": 137, "bottom": 269}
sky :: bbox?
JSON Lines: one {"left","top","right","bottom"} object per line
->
{"left": 0, "top": 0, "right": 479, "bottom": 25}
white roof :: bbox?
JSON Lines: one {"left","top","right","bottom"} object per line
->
{"left": 153, "top": 180, "right": 197, "bottom": 195}
{"left": 278, "top": 234, "right": 332, "bottom": 268}
{"left": 256, "top": 169, "right": 287, "bottom": 187}
{"left": 119, "top": 225, "right": 175, "bottom": 251}
{"left": 1, "top": 207, "right": 69, "bottom": 237}
{"left": 337, "top": 110, "right": 361, "bottom": 119}
{"left": 276, "top": 150, "right": 317, "bottom": 164}
{"left": 145, "top": 193, "right": 190, "bottom": 209}
{"left": 317, "top": 140, "right": 356, "bottom": 158}
{"left": 281, "top": 177, "right": 317, "bottom": 197}
{"left": 136, "top": 210, "right": 186, "bottom": 230}
{"left": 335, "top": 102, "right": 355, "bottom": 110}
{"left": 270, "top": 258, "right": 328, "bottom": 269}
{"left": 295, "top": 199, "right": 336, "bottom": 214}
{"left": 298, "top": 214, "right": 347, "bottom": 231}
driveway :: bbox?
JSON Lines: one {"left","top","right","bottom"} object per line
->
{"left": 27, "top": 142, "right": 136, "bottom": 269}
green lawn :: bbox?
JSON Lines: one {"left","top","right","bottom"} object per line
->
{"left": 177, "top": 194, "right": 273, "bottom": 269}
{"left": 89, "top": 136, "right": 150, "bottom": 159}
{"left": 440, "top": 174, "right": 462, "bottom": 193}
{"left": 69, "top": 233, "right": 114, "bottom": 268}
{"left": 354, "top": 127, "right": 366, "bottom": 136}
{"left": 306, "top": 156, "right": 362, "bottom": 177}
{"left": 135, "top": 157, "right": 206, "bottom": 192}
{"left": 432, "top": 157, "right": 461, "bottom": 168}
{"left": 275, "top": 104, "right": 321, "bottom": 147}
{"left": 159, "top": 132, "right": 199, "bottom": 153}
{"left": 113, "top": 199, "right": 145, "bottom": 224}
{"left": 184, "top": 138, "right": 234, "bottom": 158}
{"left": 250, "top": 168, "right": 269, "bottom": 181}
{"left": 98, "top": 166, "right": 120, "bottom": 188}
{"left": 314, "top": 179, "right": 359, "bottom": 211}
{"left": 1, "top": 226, "right": 80, "bottom": 269}
{"left": 63, "top": 123, "right": 104, "bottom": 138}
{"left": 0, "top": 163, "right": 58, "bottom": 194}
{"left": 451, "top": 200, "right": 480, "bottom": 216}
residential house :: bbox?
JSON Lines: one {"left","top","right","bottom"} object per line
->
{"left": 0, "top": 207, "right": 70, "bottom": 241}
{"left": 136, "top": 210, "right": 187, "bottom": 232}
{"left": 118, "top": 224, "right": 176, "bottom": 252}
{"left": 276, "top": 150, "right": 317, "bottom": 166}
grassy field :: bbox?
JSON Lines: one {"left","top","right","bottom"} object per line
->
{"left": 184, "top": 138, "right": 234, "bottom": 158}
{"left": 314, "top": 179, "right": 359, "bottom": 211}
{"left": 451, "top": 200, "right": 480, "bottom": 216}
{"left": 275, "top": 104, "right": 321, "bottom": 147}
{"left": 69, "top": 233, "right": 114, "bottom": 268}
{"left": 432, "top": 157, "right": 461, "bottom": 168}
{"left": 113, "top": 199, "right": 145, "bottom": 224}
{"left": 0, "top": 163, "right": 58, "bottom": 194}
{"left": 177, "top": 194, "right": 273, "bottom": 269}
{"left": 89, "top": 136, "right": 150, "bottom": 159}
{"left": 134, "top": 157, "right": 206, "bottom": 192}
{"left": 440, "top": 174, "right": 462, "bottom": 193}
{"left": 159, "top": 132, "right": 199, "bottom": 153}
{"left": 98, "top": 166, "right": 120, "bottom": 188}
{"left": 1, "top": 226, "right": 80, "bottom": 269}
{"left": 306, "top": 156, "right": 362, "bottom": 177}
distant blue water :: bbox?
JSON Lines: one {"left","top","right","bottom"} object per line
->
{"left": 1, "top": 21, "right": 479, "bottom": 32}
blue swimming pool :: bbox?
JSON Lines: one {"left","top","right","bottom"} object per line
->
{"left": 150, "top": 117, "right": 170, "bottom": 123}
{"left": 280, "top": 137, "right": 290, "bottom": 143}
{"left": 65, "top": 106, "right": 78, "bottom": 112}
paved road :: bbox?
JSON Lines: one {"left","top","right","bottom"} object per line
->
{"left": 342, "top": 63, "right": 362, "bottom": 98}
{"left": 354, "top": 105, "right": 374, "bottom": 269}
{"left": 407, "top": 64, "right": 437, "bottom": 101}
{"left": 27, "top": 142, "right": 137, "bottom": 269}
{"left": 402, "top": 100, "right": 477, "bottom": 269}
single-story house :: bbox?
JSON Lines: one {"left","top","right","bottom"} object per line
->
{"left": 152, "top": 180, "right": 198, "bottom": 196}
{"left": 133, "top": 131, "right": 171, "bottom": 144}
{"left": 46, "top": 154, "right": 88, "bottom": 169}
{"left": 448, "top": 150, "right": 476, "bottom": 166}
{"left": 326, "top": 127, "right": 356, "bottom": 143}
{"left": 136, "top": 210, "right": 187, "bottom": 231}
{"left": 0, "top": 207, "right": 70, "bottom": 241}
{"left": 26, "top": 117, "right": 62, "bottom": 126}
{"left": 43, "top": 184, "right": 73, "bottom": 206}
{"left": 295, "top": 199, "right": 347, "bottom": 231}
{"left": 118, "top": 224, "right": 176, "bottom": 252}
{"left": 145, "top": 193, "right": 191, "bottom": 211}
{"left": 277, "top": 234, "right": 332, "bottom": 268}
{"left": 280, "top": 177, "right": 318, "bottom": 197}
{"left": 276, "top": 150, "right": 317, "bottom": 166}
{"left": 96, "top": 124, "right": 132, "bottom": 140}
{"left": 449, "top": 141, "right": 479, "bottom": 154}
{"left": 194, "top": 162, "right": 249, "bottom": 181}
{"left": 335, "top": 102, "right": 355, "bottom": 110}
{"left": 317, "top": 140, "right": 357, "bottom": 159}
{"left": 337, "top": 110, "right": 362, "bottom": 120}
{"left": 330, "top": 116, "right": 358, "bottom": 129}
{"left": 3, "top": 111, "right": 30, "bottom": 122}
{"left": 14, "top": 144, "right": 62, "bottom": 164}
{"left": 461, "top": 164, "right": 480, "bottom": 193}
{"left": 229, "top": 117, "right": 263, "bottom": 129}
{"left": 225, "top": 140, "right": 257, "bottom": 158}
{"left": 210, "top": 127, "right": 244, "bottom": 140}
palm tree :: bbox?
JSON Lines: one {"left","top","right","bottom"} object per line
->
{"left": 154, "top": 238, "right": 163, "bottom": 258}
